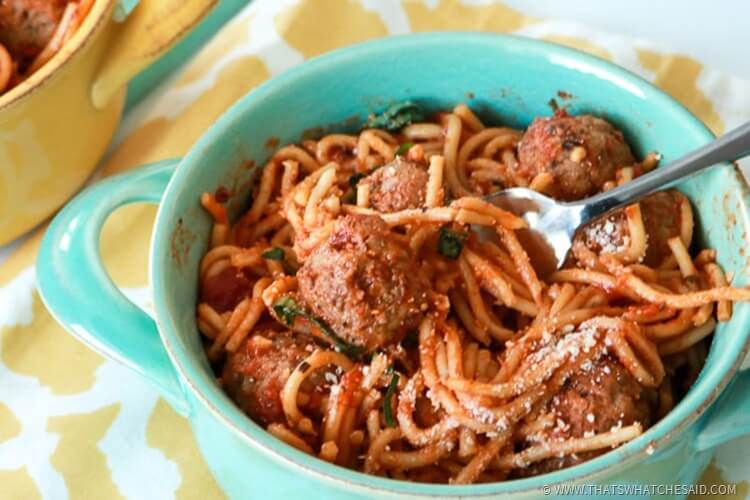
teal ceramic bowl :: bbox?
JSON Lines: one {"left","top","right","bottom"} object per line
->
{"left": 38, "top": 33, "right": 750, "bottom": 499}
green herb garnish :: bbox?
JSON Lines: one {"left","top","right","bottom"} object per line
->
{"left": 366, "top": 101, "right": 425, "bottom": 132}
{"left": 283, "top": 261, "right": 298, "bottom": 276}
{"left": 383, "top": 370, "right": 400, "bottom": 427}
{"left": 273, "top": 296, "right": 365, "bottom": 358}
{"left": 308, "top": 318, "right": 365, "bottom": 359}
{"left": 402, "top": 330, "right": 419, "bottom": 349}
{"left": 262, "top": 247, "right": 296, "bottom": 274}
{"left": 273, "top": 296, "right": 300, "bottom": 326}
{"left": 396, "top": 142, "right": 414, "bottom": 156}
{"left": 348, "top": 172, "right": 366, "bottom": 188}
{"left": 262, "top": 247, "right": 285, "bottom": 261}
{"left": 343, "top": 191, "right": 356, "bottom": 204}
{"left": 437, "top": 227, "right": 467, "bottom": 260}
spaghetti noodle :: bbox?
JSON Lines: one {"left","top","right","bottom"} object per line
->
{"left": 196, "top": 102, "right": 749, "bottom": 484}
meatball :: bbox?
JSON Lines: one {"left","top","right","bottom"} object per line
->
{"left": 550, "top": 355, "right": 656, "bottom": 439}
{"left": 296, "top": 214, "right": 427, "bottom": 352}
{"left": 578, "top": 210, "right": 630, "bottom": 256}
{"left": 640, "top": 190, "right": 691, "bottom": 266}
{"left": 517, "top": 110, "right": 635, "bottom": 200}
{"left": 0, "top": 0, "right": 68, "bottom": 65}
{"left": 576, "top": 190, "right": 691, "bottom": 266}
{"left": 222, "top": 330, "right": 314, "bottom": 426}
{"left": 360, "top": 157, "right": 428, "bottom": 213}
{"left": 518, "top": 355, "right": 656, "bottom": 476}
{"left": 200, "top": 266, "right": 251, "bottom": 313}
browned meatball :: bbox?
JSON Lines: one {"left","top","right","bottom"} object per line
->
{"left": 0, "top": 0, "right": 68, "bottom": 65}
{"left": 517, "top": 110, "right": 635, "bottom": 200}
{"left": 550, "top": 355, "right": 656, "bottom": 438}
{"left": 576, "top": 190, "right": 691, "bottom": 266}
{"left": 577, "top": 210, "right": 630, "bottom": 256}
{"left": 640, "top": 190, "right": 691, "bottom": 266}
{"left": 518, "top": 355, "right": 656, "bottom": 476}
{"left": 222, "top": 330, "right": 314, "bottom": 426}
{"left": 359, "top": 157, "right": 428, "bottom": 213}
{"left": 296, "top": 214, "right": 428, "bottom": 352}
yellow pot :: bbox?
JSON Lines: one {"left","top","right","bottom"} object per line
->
{"left": 0, "top": 0, "right": 216, "bottom": 244}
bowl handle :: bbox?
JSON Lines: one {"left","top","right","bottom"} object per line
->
{"left": 37, "top": 159, "right": 188, "bottom": 415}
{"left": 693, "top": 368, "right": 750, "bottom": 451}
{"left": 91, "top": 0, "right": 217, "bottom": 109}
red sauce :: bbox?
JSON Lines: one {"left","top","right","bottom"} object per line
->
{"left": 214, "top": 186, "right": 230, "bottom": 203}
{"left": 200, "top": 267, "right": 251, "bottom": 313}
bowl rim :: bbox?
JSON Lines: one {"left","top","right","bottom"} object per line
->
{"left": 0, "top": 0, "right": 116, "bottom": 111}
{"left": 151, "top": 32, "right": 750, "bottom": 496}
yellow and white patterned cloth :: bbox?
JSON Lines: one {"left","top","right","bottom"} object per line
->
{"left": 1, "top": 1, "right": 750, "bottom": 498}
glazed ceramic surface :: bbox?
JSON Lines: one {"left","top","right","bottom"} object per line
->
{"left": 38, "top": 34, "right": 750, "bottom": 499}
{"left": 0, "top": 0, "right": 215, "bottom": 244}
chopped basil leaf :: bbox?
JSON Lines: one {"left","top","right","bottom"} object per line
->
{"left": 297, "top": 361, "right": 311, "bottom": 373}
{"left": 438, "top": 227, "right": 467, "bottom": 260}
{"left": 402, "top": 330, "right": 419, "bottom": 349}
{"left": 272, "top": 296, "right": 365, "bottom": 359}
{"left": 309, "top": 316, "right": 366, "bottom": 359}
{"left": 282, "top": 261, "right": 298, "bottom": 276}
{"left": 262, "top": 247, "right": 285, "bottom": 261}
{"left": 396, "top": 142, "right": 414, "bottom": 156}
{"left": 273, "top": 296, "right": 299, "bottom": 327}
{"left": 383, "top": 370, "right": 400, "bottom": 427}
{"left": 342, "top": 191, "right": 356, "bottom": 204}
{"left": 348, "top": 172, "right": 366, "bottom": 188}
{"left": 262, "top": 247, "right": 296, "bottom": 274}
{"left": 366, "top": 101, "right": 425, "bottom": 132}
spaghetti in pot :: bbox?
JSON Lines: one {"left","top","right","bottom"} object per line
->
{"left": 196, "top": 102, "right": 750, "bottom": 484}
{"left": 0, "top": 0, "right": 94, "bottom": 95}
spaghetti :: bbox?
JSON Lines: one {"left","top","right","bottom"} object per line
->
{"left": 0, "top": 0, "right": 94, "bottom": 96}
{"left": 196, "top": 102, "right": 749, "bottom": 484}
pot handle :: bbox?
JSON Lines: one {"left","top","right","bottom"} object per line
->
{"left": 37, "top": 159, "right": 188, "bottom": 415}
{"left": 91, "top": 0, "right": 217, "bottom": 109}
{"left": 694, "top": 368, "right": 750, "bottom": 451}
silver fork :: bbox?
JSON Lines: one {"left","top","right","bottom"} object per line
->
{"left": 484, "top": 121, "right": 750, "bottom": 273}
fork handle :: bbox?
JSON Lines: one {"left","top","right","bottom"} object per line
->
{"left": 580, "top": 120, "right": 750, "bottom": 221}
